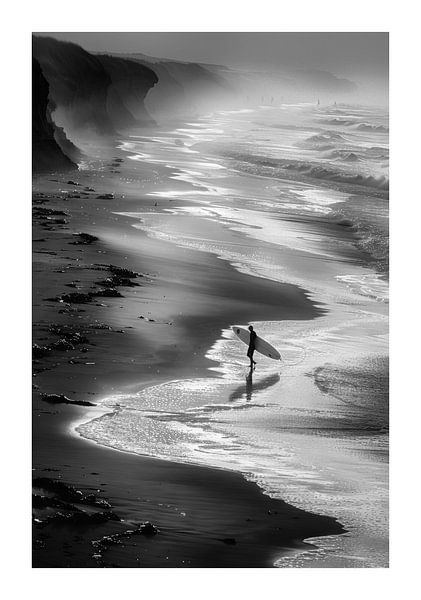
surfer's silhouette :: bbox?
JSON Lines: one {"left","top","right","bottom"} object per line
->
{"left": 247, "top": 325, "right": 257, "bottom": 368}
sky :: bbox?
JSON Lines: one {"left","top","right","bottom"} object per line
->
{"left": 37, "top": 32, "right": 388, "bottom": 84}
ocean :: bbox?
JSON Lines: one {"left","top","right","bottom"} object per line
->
{"left": 76, "top": 103, "right": 389, "bottom": 567}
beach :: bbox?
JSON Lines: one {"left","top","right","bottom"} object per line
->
{"left": 33, "top": 103, "right": 388, "bottom": 567}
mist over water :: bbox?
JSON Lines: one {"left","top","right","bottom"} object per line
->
{"left": 77, "top": 102, "right": 389, "bottom": 567}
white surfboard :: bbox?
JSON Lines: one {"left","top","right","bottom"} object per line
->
{"left": 231, "top": 326, "right": 281, "bottom": 360}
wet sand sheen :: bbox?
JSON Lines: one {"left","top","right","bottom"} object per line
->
{"left": 33, "top": 104, "right": 388, "bottom": 567}
{"left": 32, "top": 152, "right": 343, "bottom": 567}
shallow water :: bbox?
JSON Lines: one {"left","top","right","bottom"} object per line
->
{"left": 76, "top": 103, "right": 389, "bottom": 567}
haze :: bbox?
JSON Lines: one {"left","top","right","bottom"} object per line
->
{"left": 38, "top": 32, "right": 388, "bottom": 85}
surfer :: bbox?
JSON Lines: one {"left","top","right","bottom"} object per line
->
{"left": 247, "top": 325, "right": 257, "bottom": 368}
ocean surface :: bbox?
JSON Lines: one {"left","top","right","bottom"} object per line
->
{"left": 76, "top": 103, "right": 389, "bottom": 567}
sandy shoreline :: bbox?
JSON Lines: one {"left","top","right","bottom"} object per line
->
{"left": 32, "top": 148, "right": 348, "bottom": 567}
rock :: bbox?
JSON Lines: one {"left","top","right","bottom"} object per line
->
{"left": 33, "top": 478, "right": 110, "bottom": 509}
{"left": 35, "top": 510, "right": 121, "bottom": 528}
{"left": 49, "top": 218, "right": 68, "bottom": 225}
{"left": 32, "top": 494, "right": 79, "bottom": 511}
{"left": 59, "top": 292, "right": 93, "bottom": 304}
{"left": 33, "top": 207, "right": 68, "bottom": 217}
{"left": 92, "top": 288, "right": 123, "bottom": 298}
{"left": 91, "top": 522, "right": 159, "bottom": 554}
{"left": 109, "top": 265, "right": 139, "bottom": 279}
{"left": 32, "top": 344, "right": 50, "bottom": 358}
{"left": 139, "top": 521, "right": 159, "bottom": 536}
{"left": 96, "top": 193, "right": 114, "bottom": 200}
{"left": 40, "top": 394, "right": 96, "bottom": 407}
{"left": 84, "top": 495, "right": 111, "bottom": 508}
{"left": 96, "top": 275, "right": 139, "bottom": 288}
{"left": 50, "top": 339, "right": 75, "bottom": 351}
{"left": 66, "top": 180, "right": 80, "bottom": 186}
{"left": 48, "top": 325, "right": 90, "bottom": 345}
{"left": 84, "top": 187, "right": 96, "bottom": 192}
{"left": 70, "top": 232, "right": 99, "bottom": 245}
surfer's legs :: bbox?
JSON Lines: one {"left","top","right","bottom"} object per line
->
{"left": 248, "top": 348, "right": 256, "bottom": 368}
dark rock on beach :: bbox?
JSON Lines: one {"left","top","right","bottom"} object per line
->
{"left": 58, "top": 292, "right": 93, "bottom": 304}
{"left": 109, "top": 265, "right": 140, "bottom": 279}
{"left": 33, "top": 207, "right": 68, "bottom": 217}
{"left": 40, "top": 394, "right": 96, "bottom": 407}
{"left": 91, "top": 522, "right": 160, "bottom": 555}
{"left": 35, "top": 510, "right": 121, "bottom": 529}
{"left": 33, "top": 478, "right": 110, "bottom": 509}
{"left": 70, "top": 232, "right": 99, "bottom": 245}
{"left": 32, "top": 344, "right": 51, "bottom": 359}
{"left": 97, "top": 275, "right": 139, "bottom": 288}
{"left": 91, "top": 288, "right": 123, "bottom": 298}
{"left": 49, "top": 338, "right": 75, "bottom": 351}
{"left": 32, "top": 494, "right": 80, "bottom": 512}
{"left": 48, "top": 325, "right": 90, "bottom": 345}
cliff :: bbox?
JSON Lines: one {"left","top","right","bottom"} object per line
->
{"left": 96, "top": 54, "right": 158, "bottom": 129}
{"left": 33, "top": 37, "right": 158, "bottom": 139}
{"left": 113, "top": 53, "right": 238, "bottom": 117}
{"left": 32, "top": 58, "right": 77, "bottom": 173}
{"left": 33, "top": 36, "right": 115, "bottom": 135}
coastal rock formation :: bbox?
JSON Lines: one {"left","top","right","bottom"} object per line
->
{"left": 96, "top": 54, "right": 158, "bottom": 129}
{"left": 33, "top": 36, "right": 115, "bottom": 135}
{"left": 114, "top": 53, "right": 238, "bottom": 117}
{"left": 32, "top": 58, "right": 77, "bottom": 173}
{"left": 33, "top": 37, "right": 158, "bottom": 139}
{"left": 33, "top": 35, "right": 361, "bottom": 166}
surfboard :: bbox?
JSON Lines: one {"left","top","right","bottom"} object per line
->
{"left": 231, "top": 326, "right": 281, "bottom": 360}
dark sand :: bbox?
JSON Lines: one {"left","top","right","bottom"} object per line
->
{"left": 33, "top": 151, "right": 345, "bottom": 568}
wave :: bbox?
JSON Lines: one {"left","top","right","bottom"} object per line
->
{"left": 323, "top": 119, "right": 389, "bottom": 134}
{"left": 364, "top": 146, "right": 389, "bottom": 160}
{"left": 222, "top": 151, "right": 389, "bottom": 191}
{"left": 306, "top": 131, "right": 346, "bottom": 144}
{"left": 325, "top": 150, "right": 360, "bottom": 162}
{"left": 323, "top": 118, "right": 357, "bottom": 126}
{"left": 353, "top": 123, "right": 389, "bottom": 133}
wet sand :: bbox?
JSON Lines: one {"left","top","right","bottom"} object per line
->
{"left": 32, "top": 149, "right": 345, "bottom": 567}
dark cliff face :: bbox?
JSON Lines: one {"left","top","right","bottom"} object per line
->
{"left": 120, "top": 54, "right": 238, "bottom": 117}
{"left": 33, "top": 37, "right": 158, "bottom": 138}
{"left": 32, "top": 58, "right": 77, "bottom": 173}
{"left": 33, "top": 36, "right": 114, "bottom": 135}
{"left": 96, "top": 54, "right": 158, "bottom": 129}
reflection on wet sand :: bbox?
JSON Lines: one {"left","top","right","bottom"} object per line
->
{"left": 229, "top": 371, "right": 280, "bottom": 403}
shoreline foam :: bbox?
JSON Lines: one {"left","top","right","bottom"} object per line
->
{"left": 33, "top": 103, "right": 388, "bottom": 568}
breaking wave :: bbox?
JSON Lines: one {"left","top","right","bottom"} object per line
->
{"left": 223, "top": 151, "right": 389, "bottom": 191}
{"left": 325, "top": 150, "right": 360, "bottom": 162}
{"left": 354, "top": 123, "right": 389, "bottom": 133}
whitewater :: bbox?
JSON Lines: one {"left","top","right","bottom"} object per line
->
{"left": 76, "top": 103, "right": 389, "bottom": 567}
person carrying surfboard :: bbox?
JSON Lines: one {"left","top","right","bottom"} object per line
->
{"left": 247, "top": 325, "right": 257, "bottom": 368}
